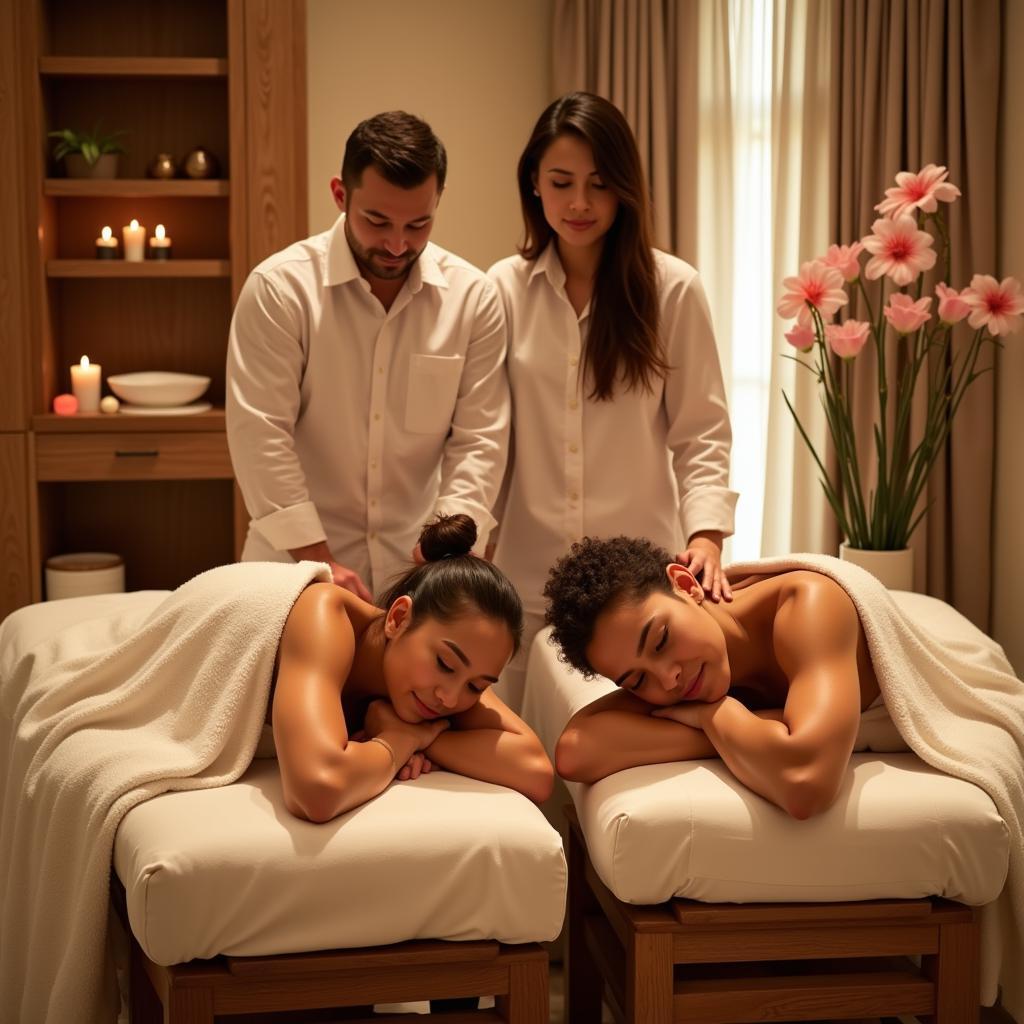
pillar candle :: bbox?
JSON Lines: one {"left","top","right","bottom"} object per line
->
{"left": 70, "top": 355, "right": 101, "bottom": 413}
{"left": 148, "top": 223, "right": 172, "bottom": 260}
{"left": 122, "top": 219, "right": 146, "bottom": 262}
{"left": 95, "top": 225, "right": 118, "bottom": 259}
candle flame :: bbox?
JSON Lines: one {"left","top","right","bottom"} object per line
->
{"left": 155, "top": 224, "right": 166, "bottom": 240}
{"left": 80, "top": 355, "right": 90, "bottom": 368}
{"left": 130, "top": 219, "right": 139, "bottom": 230}
{"left": 101, "top": 226, "right": 112, "bottom": 241}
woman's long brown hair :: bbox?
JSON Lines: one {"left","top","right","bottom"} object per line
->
{"left": 517, "top": 92, "right": 668, "bottom": 401}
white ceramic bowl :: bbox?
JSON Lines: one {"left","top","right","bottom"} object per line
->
{"left": 106, "top": 371, "right": 210, "bottom": 407}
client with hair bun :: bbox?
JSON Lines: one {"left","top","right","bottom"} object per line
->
{"left": 272, "top": 513, "right": 554, "bottom": 822}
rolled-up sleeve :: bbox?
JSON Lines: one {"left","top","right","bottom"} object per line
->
{"left": 226, "top": 271, "right": 326, "bottom": 551}
{"left": 433, "top": 278, "right": 511, "bottom": 550}
{"left": 662, "top": 271, "right": 739, "bottom": 543}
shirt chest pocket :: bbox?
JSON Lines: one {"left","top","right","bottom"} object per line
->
{"left": 405, "top": 354, "right": 465, "bottom": 435}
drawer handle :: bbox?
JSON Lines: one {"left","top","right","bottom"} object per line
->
{"left": 114, "top": 449, "right": 159, "bottom": 458}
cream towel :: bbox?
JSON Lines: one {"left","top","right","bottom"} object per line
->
{"left": 0, "top": 560, "right": 330, "bottom": 1024}
{"left": 727, "top": 554, "right": 1024, "bottom": 1019}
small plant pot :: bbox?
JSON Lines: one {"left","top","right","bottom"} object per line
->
{"left": 839, "top": 543, "right": 914, "bottom": 591}
{"left": 64, "top": 153, "right": 119, "bottom": 179}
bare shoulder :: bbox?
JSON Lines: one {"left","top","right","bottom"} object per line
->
{"left": 773, "top": 572, "right": 860, "bottom": 663}
{"left": 280, "top": 582, "right": 354, "bottom": 663}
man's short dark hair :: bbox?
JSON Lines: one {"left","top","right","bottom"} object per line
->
{"left": 543, "top": 535, "right": 673, "bottom": 678}
{"left": 341, "top": 111, "right": 447, "bottom": 191}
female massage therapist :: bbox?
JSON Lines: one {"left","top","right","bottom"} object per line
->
{"left": 271, "top": 513, "right": 554, "bottom": 821}
{"left": 487, "top": 91, "right": 739, "bottom": 712}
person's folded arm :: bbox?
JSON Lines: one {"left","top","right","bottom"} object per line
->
{"left": 660, "top": 586, "right": 863, "bottom": 819}
{"left": 555, "top": 689, "right": 719, "bottom": 784}
{"left": 424, "top": 688, "right": 554, "bottom": 803}
{"left": 273, "top": 586, "right": 437, "bottom": 821}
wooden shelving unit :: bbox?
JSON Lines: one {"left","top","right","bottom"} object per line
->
{"left": 38, "top": 56, "right": 229, "bottom": 77}
{"left": 46, "top": 259, "right": 231, "bottom": 278}
{"left": 0, "top": 0, "right": 307, "bottom": 611}
{"left": 45, "top": 179, "right": 230, "bottom": 197}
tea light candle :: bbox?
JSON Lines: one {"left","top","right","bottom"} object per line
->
{"left": 95, "top": 225, "right": 118, "bottom": 259}
{"left": 122, "top": 219, "right": 146, "bottom": 262}
{"left": 70, "top": 355, "right": 101, "bottom": 413}
{"left": 148, "top": 223, "right": 172, "bottom": 260}
{"left": 53, "top": 393, "right": 78, "bottom": 416}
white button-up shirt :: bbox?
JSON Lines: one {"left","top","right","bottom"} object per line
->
{"left": 488, "top": 245, "right": 737, "bottom": 615}
{"left": 227, "top": 214, "right": 510, "bottom": 596}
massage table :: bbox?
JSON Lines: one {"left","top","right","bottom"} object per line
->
{"left": 2, "top": 591, "right": 567, "bottom": 1023}
{"left": 523, "top": 590, "right": 1013, "bottom": 1024}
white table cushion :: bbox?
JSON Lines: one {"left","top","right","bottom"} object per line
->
{"left": 3, "top": 592, "right": 567, "bottom": 966}
{"left": 114, "top": 760, "right": 566, "bottom": 965}
{"left": 522, "top": 596, "right": 1009, "bottom": 908}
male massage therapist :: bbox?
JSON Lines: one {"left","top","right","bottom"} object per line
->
{"left": 227, "top": 111, "right": 510, "bottom": 599}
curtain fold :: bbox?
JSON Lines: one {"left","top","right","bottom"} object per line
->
{"left": 831, "top": 0, "right": 1001, "bottom": 628}
{"left": 761, "top": 0, "right": 835, "bottom": 557}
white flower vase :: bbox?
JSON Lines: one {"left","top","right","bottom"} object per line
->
{"left": 839, "top": 543, "right": 914, "bottom": 591}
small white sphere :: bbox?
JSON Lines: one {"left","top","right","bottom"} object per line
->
{"left": 100, "top": 395, "right": 120, "bottom": 414}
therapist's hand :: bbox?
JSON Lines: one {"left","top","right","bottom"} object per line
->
{"left": 675, "top": 531, "right": 732, "bottom": 603}
{"left": 289, "top": 541, "right": 372, "bottom": 602}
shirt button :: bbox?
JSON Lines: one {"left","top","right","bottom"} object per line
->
{"left": 371, "top": 460, "right": 378, "bottom": 470}
{"left": 569, "top": 357, "right": 579, "bottom": 367}
{"left": 570, "top": 492, "right": 579, "bottom": 501}
{"left": 569, "top": 399, "right": 579, "bottom": 410}
{"left": 374, "top": 413, "right": 381, "bottom": 421}
{"left": 369, "top": 531, "right": 376, "bottom": 540}
{"left": 370, "top": 498, "right": 377, "bottom": 507}
{"left": 378, "top": 366, "right": 384, "bottom": 374}
{"left": 569, "top": 444, "right": 579, "bottom": 454}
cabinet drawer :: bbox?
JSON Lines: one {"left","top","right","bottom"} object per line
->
{"left": 35, "top": 432, "right": 233, "bottom": 481}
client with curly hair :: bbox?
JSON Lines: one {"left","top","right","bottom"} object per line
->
{"left": 543, "top": 536, "right": 881, "bottom": 820}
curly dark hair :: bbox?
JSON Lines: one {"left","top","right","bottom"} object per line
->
{"left": 542, "top": 535, "right": 673, "bottom": 677}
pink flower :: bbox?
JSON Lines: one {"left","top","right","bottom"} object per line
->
{"left": 964, "top": 275, "right": 1024, "bottom": 336}
{"left": 777, "top": 261, "right": 849, "bottom": 326}
{"left": 784, "top": 322, "right": 817, "bottom": 351}
{"left": 824, "top": 320, "right": 871, "bottom": 359}
{"left": 862, "top": 216, "right": 937, "bottom": 286}
{"left": 875, "top": 164, "right": 962, "bottom": 219}
{"left": 934, "top": 283, "right": 971, "bottom": 325}
{"left": 822, "top": 242, "right": 865, "bottom": 282}
{"left": 883, "top": 294, "right": 932, "bottom": 335}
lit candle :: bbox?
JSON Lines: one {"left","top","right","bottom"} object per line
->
{"left": 70, "top": 355, "right": 101, "bottom": 413}
{"left": 95, "top": 225, "right": 118, "bottom": 260}
{"left": 53, "top": 393, "right": 78, "bottom": 416}
{"left": 122, "top": 219, "right": 146, "bottom": 262}
{"left": 148, "top": 223, "right": 172, "bottom": 260}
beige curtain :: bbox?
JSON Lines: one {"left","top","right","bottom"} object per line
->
{"left": 832, "top": 0, "right": 1001, "bottom": 628}
{"left": 762, "top": 0, "right": 836, "bottom": 557}
{"left": 551, "top": 0, "right": 701, "bottom": 261}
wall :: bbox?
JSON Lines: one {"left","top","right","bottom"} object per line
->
{"left": 993, "top": 2, "right": 1024, "bottom": 673}
{"left": 306, "top": 0, "right": 553, "bottom": 271}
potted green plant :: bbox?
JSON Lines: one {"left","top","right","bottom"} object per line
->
{"left": 48, "top": 123, "right": 126, "bottom": 179}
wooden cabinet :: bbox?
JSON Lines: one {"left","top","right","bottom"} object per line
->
{"left": 0, "top": 0, "right": 306, "bottom": 613}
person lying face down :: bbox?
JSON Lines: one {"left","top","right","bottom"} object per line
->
{"left": 272, "top": 513, "right": 554, "bottom": 822}
{"left": 544, "top": 536, "right": 882, "bottom": 820}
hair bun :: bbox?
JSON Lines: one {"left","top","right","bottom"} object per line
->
{"left": 419, "top": 513, "right": 477, "bottom": 561}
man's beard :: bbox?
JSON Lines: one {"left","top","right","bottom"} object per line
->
{"left": 345, "top": 219, "right": 422, "bottom": 281}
